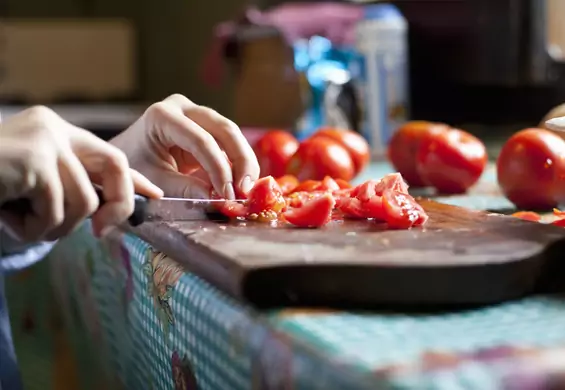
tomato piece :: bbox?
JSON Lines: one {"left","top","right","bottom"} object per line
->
{"left": 284, "top": 193, "right": 336, "bottom": 228}
{"left": 254, "top": 130, "right": 299, "bottom": 177}
{"left": 382, "top": 189, "right": 428, "bottom": 229}
{"left": 363, "top": 196, "right": 386, "bottom": 220}
{"left": 335, "top": 179, "right": 352, "bottom": 189}
{"left": 388, "top": 121, "right": 450, "bottom": 187}
{"left": 497, "top": 128, "right": 565, "bottom": 210}
{"left": 511, "top": 211, "right": 542, "bottom": 222}
{"left": 276, "top": 175, "right": 299, "bottom": 195}
{"left": 553, "top": 218, "right": 565, "bottom": 227}
{"left": 312, "top": 128, "right": 370, "bottom": 176}
{"left": 554, "top": 209, "right": 565, "bottom": 218}
{"left": 286, "top": 137, "right": 355, "bottom": 181}
{"left": 293, "top": 180, "right": 322, "bottom": 193}
{"left": 247, "top": 176, "right": 287, "bottom": 220}
{"left": 351, "top": 174, "right": 409, "bottom": 202}
{"left": 218, "top": 201, "right": 248, "bottom": 219}
{"left": 320, "top": 176, "right": 341, "bottom": 192}
{"left": 417, "top": 127, "right": 487, "bottom": 194}
{"left": 337, "top": 197, "right": 366, "bottom": 219}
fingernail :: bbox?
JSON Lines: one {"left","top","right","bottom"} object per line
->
{"left": 241, "top": 176, "right": 254, "bottom": 194}
{"left": 223, "top": 183, "right": 236, "bottom": 200}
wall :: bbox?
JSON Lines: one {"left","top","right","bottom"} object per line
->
{"left": 3, "top": 0, "right": 247, "bottom": 115}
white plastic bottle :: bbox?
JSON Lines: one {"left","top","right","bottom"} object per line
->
{"left": 350, "top": 4, "right": 409, "bottom": 160}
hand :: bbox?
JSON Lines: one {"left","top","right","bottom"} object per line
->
{"left": 0, "top": 106, "right": 163, "bottom": 242}
{"left": 110, "top": 94, "right": 260, "bottom": 199}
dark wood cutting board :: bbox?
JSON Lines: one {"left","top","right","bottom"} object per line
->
{"left": 131, "top": 199, "right": 565, "bottom": 308}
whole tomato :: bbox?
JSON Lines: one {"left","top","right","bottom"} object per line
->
{"left": 253, "top": 130, "right": 299, "bottom": 178}
{"left": 497, "top": 128, "right": 565, "bottom": 209}
{"left": 416, "top": 127, "right": 487, "bottom": 194}
{"left": 387, "top": 121, "right": 449, "bottom": 187}
{"left": 286, "top": 136, "right": 355, "bottom": 181}
{"left": 311, "top": 128, "right": 370, "bottom": 176}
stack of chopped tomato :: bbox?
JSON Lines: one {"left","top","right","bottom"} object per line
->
{"left": 217, "top": 173, "right": 429, "bottom": 229}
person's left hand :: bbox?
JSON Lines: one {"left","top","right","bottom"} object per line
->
{"left": 111, "top": 94, "right": 260, "bottom": 199}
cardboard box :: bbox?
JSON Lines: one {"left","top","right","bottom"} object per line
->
{"left": 0, "top": 19, "right": 136, "bottom": 103}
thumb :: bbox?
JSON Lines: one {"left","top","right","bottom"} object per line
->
{"left": 157, "top": 171, "right": 212, "bottom": 199}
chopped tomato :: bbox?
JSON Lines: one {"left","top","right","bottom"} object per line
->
{"left": 335, "top": 179, "right": 352, "bottom": 189}
{"left": 553, "top": 218, "right": 565, "bottom": 227}
{"left": 247, "top": 176, "right": 287, "bottom": 221}
{"left": 218, "top": 201, "right": 248, "bottom": 219}
{"left": 284, "top": 193, "right": 336, "bottom": 228}
{"left": 351, "top": 173, "right": 409, "bottom": 201}
{"left": 382, "top": 189, "right": 428, "bottom": 229}
{"left": 337, "top": 197, "right": 366, "bottom": 219}
{"left": 285, "top": 191, "right": 326, "bottom": 208}
{"left": 511, "top": 211, "right": 542, "bottom": 222}
{"left": 351, "top": 180, "right": 380, "bottom": 202}
{"left": 554, "top": 208, "right": 565, "bottom": 218}
{"left": 320, "top": 176, "right": 341, "bottom": 192}
{"left": 293, "top": 180, "right": 322, "bottom": 193}
{"left": 363, "top": 196, "right": 387, "bottom": 220}
{"left": 276, "top": 175, "right": 299, "bottom": 195}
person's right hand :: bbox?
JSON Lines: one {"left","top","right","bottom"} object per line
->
{"left": 0, "top": 106, "right": 163, "bottom": 242}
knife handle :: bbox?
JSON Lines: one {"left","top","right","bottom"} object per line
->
{"left": 0, "top": 187, "right": 149, "bottom": 227}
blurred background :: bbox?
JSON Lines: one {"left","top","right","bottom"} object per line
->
{"left": 2, "top": 0, "right": 565, "bottom": 138}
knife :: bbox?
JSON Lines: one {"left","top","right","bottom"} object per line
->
{"left": 0, "top": 188, "right": 244, "bottom": 227}
{"left": 545, "top": 116, "right": 565, "bottom": 131}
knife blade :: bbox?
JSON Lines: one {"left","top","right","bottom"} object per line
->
{"left": 0, "top": 188, "right": 245, "bottom": 227}
{"left": 137, "top": 196, "right": 245, "bottom": 224}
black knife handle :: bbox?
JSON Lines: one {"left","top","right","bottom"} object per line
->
{"left": 0, "top": 187, "right": 149, "bottom": 227}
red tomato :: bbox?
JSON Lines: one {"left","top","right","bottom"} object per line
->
{"left": 337, "top": 197, "right": 367, "bottom": 219}
{"left": 382, "top": 189, "right": 428, "bottom": 229}
{"left": 218, "top": 201, "right": 248, "bottom": 219}
{"left": 254, "top": 130, "right": 299, "bottom": 178}
{"left": 284, "top": 193, "right": 336, "bottom": 228}
{"left": 510, "top": 211, "right": 541, "bottom": 222}
{"left": 388, "top": 121, "right": 450, "bottom": 187}
{"left": 286, "top": 137, "right": 355, "bottom": 181}
{"left": 293, "top": 180, "right": 322, "bottom": 193}
{"left": 335, "top": 179, "right": 352, "bottom": 189}
{"left": 320, "top": 176, "right": 341, "bottom": 192}
{"left": 275, "top": 175, "right": 299, "bottom": 195}
{"left": 312, "top": 128, "right": 370, "bottom": 175}
{"left": 497, "top": 128, "right": 565, "bottom": 209}
{"left": 247, "top": 176, "right": 286, "bottom": 221}
{"left": 416, "top": 127, "right": 487, "bottom": 194}
{"left": 553, "top": 218, "right": 565, "bottom": 227}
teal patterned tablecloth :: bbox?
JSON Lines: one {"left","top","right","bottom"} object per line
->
{"left": 8, "top": 162, "right": 565, "bottom": 390}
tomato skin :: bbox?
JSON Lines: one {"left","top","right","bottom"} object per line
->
{"left": 312, "top": 128, "right": 370, "bottom": 176}
{"left": 284, "top": 193, "right": 336, "bottom": 228}
{"left": 416, "top": 127, "right": 487, "bottom": 194}
{"left": 254, "top": 130, "right": 299, "bottom": 178}
{"left": 275, "top": 175, "right": 299, "bottom": 195}
{"left": 388, "top": 121, "right": 450, "bottom": 187}
{"left": 497, "top": 128, "right": 565, "bottom": 209}
{"left": 247, "top": 176, "right": 286, "bottom": 216}
{"left": 286, "top": 137, "right": 355, "bottom": 181}
{"left": 510, "top": 211, "right": 541, "bottom": 222}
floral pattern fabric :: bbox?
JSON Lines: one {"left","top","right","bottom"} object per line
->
{"left": 40, "top": 220, "right": 565, "bottom": 390}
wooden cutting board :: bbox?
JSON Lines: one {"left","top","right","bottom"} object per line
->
{"left": 131, "top": 199, "right": 565, "bottom": 308}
